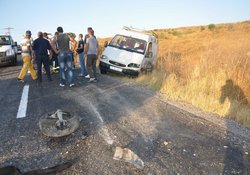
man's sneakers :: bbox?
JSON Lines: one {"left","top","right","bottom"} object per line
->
{"left": 59, "top": 83, "right": 65, "bottom": 87}
{"left": 17, "top": 78, "right": 25, "bottom": 83}
{"left": 85, "top": 74, "right": 90, "bottom": 79}
{"left": 69, "top": 83, "right": 75, "bottom": 87}
{"left": 88, "top": 78, "right": 97, "bottom": 83}
{"left": 59, "top": 83, "right": 75, "bottom": 87}
{"left": 78, "top": 74, "right": 84, "bottom": 77}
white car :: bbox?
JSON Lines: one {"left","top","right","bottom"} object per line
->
{"left": 99, "top": 27, "right": 158, "bottom": 76}
{"left": 0, "top": 35, "right": 18, "bottom": 66}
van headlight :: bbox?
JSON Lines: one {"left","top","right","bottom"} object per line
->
{"left": 101, "top": 55, "right": 109, "bottom": 60}
{"left": 6, "top": 49, "right": 14, "bottom": 56}
{"left": 128, "top": 63, "right": 140, "bottom": 68}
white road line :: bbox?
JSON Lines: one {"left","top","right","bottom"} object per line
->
{"left": 17, "top": 85, "right": 29, "bottom": 119}
{"left": 89, "top": 103, "right": 114, "bottom": 145}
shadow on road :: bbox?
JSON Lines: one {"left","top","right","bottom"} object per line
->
{"left": 220, "top": 79, "right": 250, "bottom": 174}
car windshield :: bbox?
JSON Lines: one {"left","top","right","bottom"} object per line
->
{"left": 0, "top": 36, "right": 11, "bottom": 45}
{"left": 109, "top": 35, "right": 147, "bottom": 55}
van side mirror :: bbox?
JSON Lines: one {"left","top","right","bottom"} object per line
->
{"left": 104, "top": 41, "right": 108, "bottom": 48}
{"left": 13, "top": 42, "right": 17, "bottom": 46}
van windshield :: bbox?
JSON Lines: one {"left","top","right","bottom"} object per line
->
{"left": 109, "top": 35, "right": 147, "bottom": 55}
{"left": 0, "top": 36, "right": 11, "bottom": 45}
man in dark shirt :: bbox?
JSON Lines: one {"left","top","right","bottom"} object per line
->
{"left": 33, "top": 32, "right": 52, "bottom": 82}
{"left": 77, "top": 34, "right": 89, "bottom": 77}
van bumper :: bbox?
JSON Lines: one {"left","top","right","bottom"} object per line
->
{"left": 99, "top": 61, "right": 139, "bottom": 76}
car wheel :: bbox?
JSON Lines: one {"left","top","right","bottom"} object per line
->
{"left": 12, "top": 55, "right": 17, "bottom": 66}
{"left": 100, "top": 68, "right": 107, "bottom": 74}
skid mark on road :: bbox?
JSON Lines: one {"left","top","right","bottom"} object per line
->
{"left": 88, "top": 82, "right": 130, "bottom": 94}
{"left": 70, "top": 90, "right": 116, "bottom": 145}
{"left": 89, "top": 102, "right": 114, "bottom": 145}
{"left": 0, "top": 69, "right": 21, "bottom": 77}
{"left": 17, "top": 85, "right": 29, "bottom": 118}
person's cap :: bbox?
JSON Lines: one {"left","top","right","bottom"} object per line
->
{"left": 26, "top": 30, "right": 32, "bottom": 36}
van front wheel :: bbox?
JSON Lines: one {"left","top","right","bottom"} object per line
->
{"left": 100, "top": 68, "right": 107, "bottom": 74}
{"left": 12, "top": 55, "right": 17, "bottom": 66}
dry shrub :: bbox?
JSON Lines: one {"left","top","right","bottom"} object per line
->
{"left": 136, "top": 71, "right": 166, "bottom": 91}
{"left": 137, "top": 21, "right": 250, "bottom": 127}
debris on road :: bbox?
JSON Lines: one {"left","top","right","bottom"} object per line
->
{"left": 39, "top": 109, "right": 80, "bottom": 137}
{"left": 163, "top": 141, "right": 170, "bottom": 146}
{"left": 113, "top": 147, "right": 144, "bottom": 169}
{"left": 81, "top": 135, "right": 87, "bottom": 140}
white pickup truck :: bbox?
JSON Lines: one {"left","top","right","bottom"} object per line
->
{"left": 99, "top": 27, "right": 158, "bottom": 76}
{"left": 0, "top": 35, "right": 18, "bottom": 66}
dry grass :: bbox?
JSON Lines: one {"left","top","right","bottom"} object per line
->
{"left": 136, "top": 21, "right": 250, "bottom": 127}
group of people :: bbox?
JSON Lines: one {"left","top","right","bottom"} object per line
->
{"left": 17, "top": 27, "right": 99, "bottom": 87}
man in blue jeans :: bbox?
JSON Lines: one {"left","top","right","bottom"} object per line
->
{"left": 77, "top": 34, "right": 89, "bottom": 78}
{"left": 51, "top": 27, "right": 75, "bottom": 87}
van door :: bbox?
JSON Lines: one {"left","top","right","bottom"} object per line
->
{"left": 151, "top": 39, "right": 158, "bottom": 65}
{"left": 144, "top": 42, "right": 153, "bottom": 71}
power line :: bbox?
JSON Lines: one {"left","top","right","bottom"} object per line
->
{"left": 3, "top": 27, "right": 14, "bottom": 35}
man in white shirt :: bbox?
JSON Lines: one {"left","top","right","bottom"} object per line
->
{"left": 17, "top": 30, "right": 37, "bottom": 82}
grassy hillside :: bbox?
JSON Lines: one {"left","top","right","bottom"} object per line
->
{"left": 134, "top": 21, "right": 250, "bottom": 127}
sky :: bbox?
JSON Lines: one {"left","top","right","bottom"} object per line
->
{"left": 0, "top": 0, "right": 250, "bottom": 43}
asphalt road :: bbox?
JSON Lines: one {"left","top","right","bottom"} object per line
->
{"left": 0, "top": 55, "right": 250, "bottom": 175}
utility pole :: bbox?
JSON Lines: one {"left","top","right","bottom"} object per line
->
{"left": 3, "top": 27, "right": 14, "bottom": 35}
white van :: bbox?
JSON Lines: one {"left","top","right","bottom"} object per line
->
{"left": 99, "top": 27, "right": 158, "bottom": 76}
{"left": 0, "top": 35, "right": 18, "bottom": 66}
